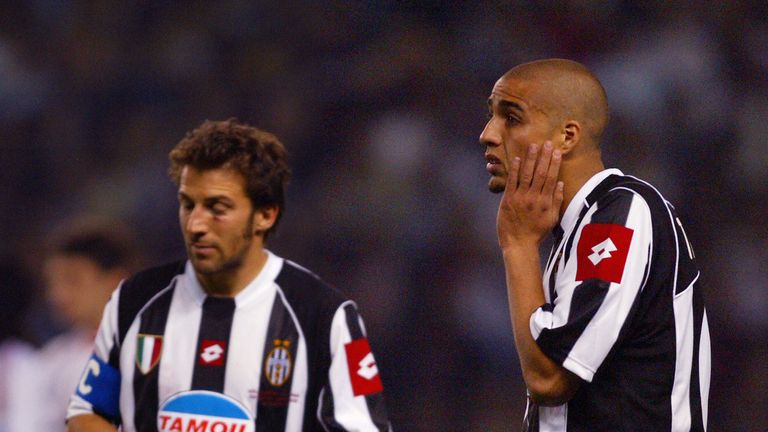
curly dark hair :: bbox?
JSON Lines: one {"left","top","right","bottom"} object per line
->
{"left": 169, "top": 119, "right": 291, "bottom": 235}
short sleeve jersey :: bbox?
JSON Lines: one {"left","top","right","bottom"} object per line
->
{"left": 527, "top": 169, "right": 710, "bottom": 432}
{"left": 67, "top": 251, "right": 390, "bottom": 432}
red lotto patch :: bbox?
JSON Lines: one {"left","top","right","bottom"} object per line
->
{"left": 344, "top": 338, "right": 383, "bottom": 396}
{"left": 576, "top": 223, "right": 634, "bottom": 284}
{"left": 199, "top": 340, "right": 226, "bottom": 366}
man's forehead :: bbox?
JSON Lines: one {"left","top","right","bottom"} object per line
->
{"left": 489, "top": 76, "right": 537, "bottom": 107}
{"left": 179, "top": 166, "right": 247, "bottom": 197}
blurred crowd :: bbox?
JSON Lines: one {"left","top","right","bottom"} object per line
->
{"left": 1, "top": 1, "right": 766, "bottom": 431}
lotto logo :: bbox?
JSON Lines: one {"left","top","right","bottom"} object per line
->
{"left": 588, "top": 238, "right": 618, "bottom": 265}
{"left": 200, "top": 340, "right": 226, "bottom": 366}
{"left": 344, "top": 338, "right": 383, "bottom": 396}
{"left": 356, "top": 352, "right": 378, "bottom": 380}
{"left": 576, "top": 223, "right": 634, "bottom": 284}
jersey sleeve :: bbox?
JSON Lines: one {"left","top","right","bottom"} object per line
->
{"left": 66, "top": 283, "right": 123, "bottom": 424}
{"left": 318, "top": 301, "right": 390, "bottom": 431}
{"left": 530, "top": 190, "right": 653, "bottom": 382}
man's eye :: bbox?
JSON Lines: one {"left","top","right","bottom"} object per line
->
{"left": 211, "top": 204, "right": 228, "bottom": 215}
{"left": 506, "top": 114, "right": 519, "bottom": 123}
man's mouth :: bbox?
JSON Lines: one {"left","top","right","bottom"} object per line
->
{"left": 485, "top": 154, "right": 503, "bottom": 174}
{"left": 191, "top": 243, "right": 216, "bottom": 255}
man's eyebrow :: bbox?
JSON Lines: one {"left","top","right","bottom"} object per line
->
{"left": 498, "top": 100, "right": 524, "bottom": 112}
{"left": 486, "top": 98, "right": 524, "bottom": 113}
{"left": 176, "top": 192, "right": 233, "bottom": 203}
{"left": 204, "top": 196, "right": 234, "bottom": 204}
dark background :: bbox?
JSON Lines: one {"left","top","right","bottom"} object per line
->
{"left": 1, "top": 1, "right": 766, "bottom": 430}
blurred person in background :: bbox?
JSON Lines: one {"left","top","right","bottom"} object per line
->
{"left": 30, "top": 218, "right": 141, "bottom": 431}
{"left": 0, "top": 257, "right": 36, "bottom": 432}
{"left": 481, "top": 59, "right": 709, "bottom": 431}
{"left": 66, "top": 119, "right": 390, "bottom": 432}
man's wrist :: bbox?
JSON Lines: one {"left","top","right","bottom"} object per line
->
{"left": 500, "top": 239, "right": 541, "bottom": 256}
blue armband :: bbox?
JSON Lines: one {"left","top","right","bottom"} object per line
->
{"left": 75, "top": 353, "right": 121, "bottom": 421}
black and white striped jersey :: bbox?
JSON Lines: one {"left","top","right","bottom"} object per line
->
{"left": 525, "top": 169, "right": 710, "bottom": 431}
{"left": 67, "top": 251, "right": 391, "bottom": 431}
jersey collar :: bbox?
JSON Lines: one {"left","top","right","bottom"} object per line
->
{"left": 183, "top": 250, "right": 285, "bottom": 307}
{"left": 559, "top": 168, "right": 623, "bottom": 232}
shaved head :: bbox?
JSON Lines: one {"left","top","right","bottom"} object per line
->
{"left": 502, "top": 59, "right": 609, "bottom": 147}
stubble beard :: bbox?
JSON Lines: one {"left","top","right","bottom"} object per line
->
{"left": 189, "top": 216, "right": 256, "bottom": 279}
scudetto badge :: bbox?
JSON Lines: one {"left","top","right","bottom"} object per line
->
{"left": 136, "top": 334, "right": 163, "bottom": 375}
{"left": 264, "top": 339, "right": 293, "bottom": 387}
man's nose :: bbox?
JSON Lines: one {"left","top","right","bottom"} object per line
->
{"left": 186, "top": 206, "right": 209, "bottom": 235}
{"left": 479, "top": 119, "right": 501, "bottom": 148}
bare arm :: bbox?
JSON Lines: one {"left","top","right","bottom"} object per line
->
{"left": 497, "top": 142, "right": 580, "bottom": 405}
{"left": 67, "top": 414, "right": 118, "bottom": 432}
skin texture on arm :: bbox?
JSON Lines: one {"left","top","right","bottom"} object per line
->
{"left": 497, "top": 141, "right": 581, "bottom": 406}
{"left": 66, "top": 414, "right": 118, "bottom": 432}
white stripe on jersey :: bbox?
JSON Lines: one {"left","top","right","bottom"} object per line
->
{"left": 323, "top": 300, "right": 379, "bottom": 431}
{"left": 671, "top": 273, "right": 699, "bottom": 431}
{"left": 699, "top": 311, "right": 711, "bottom": 429}
{"left": 222, "top": 284, "right": 272, "bottom": 416}
{"left": 274, "top": 286, "right": 309, "bottom": 431}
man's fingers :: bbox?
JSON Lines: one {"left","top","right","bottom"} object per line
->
{"left": 553, "top": 181, "right": 565, "bottom": 215}
{"left": 506, "top": 155, "right": 521, "bottom": 193}
{"left": 542, "top": 147, "right": 562, "bottom": 196}
{"left": 518, "top": 143, "right": 539, "bottom": 191}
{"left": 531, "top": 141, "right": 553, "bottom": 193}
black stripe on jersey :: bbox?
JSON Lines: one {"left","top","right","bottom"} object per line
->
{"left": 133, "top": 284, "right": 175, "bottom": 432}
{"left": 191, "top": 297, "right": 236, "bottom": 392}
{"left": 673, "top": 218, "right": 699, "bottom": 295}
{"left": 275, "top": 262, "right": 345, "bottom": 431}
{"left": 319, "top": 388, "right": 344, "bottom": 430}
{"left": 546, "top": 226, "right": 564, "bottom": 303}
{"left": 118, "top": 260, "right": 185, "bottom": 346}
{"left": 689, "top": 279, "right": 705, "bottom": 432}
{"left": 256, "top": 291, "right": 300, "bottom": 432}
{"left": 343, "top": 304, "right": 389, "bottom": 430}
{"left": 108, "top": 336, "right": 120, "bottom": 369}
{"left": 522, "top": 394, "right": 539, "bottom": 432}
{"left": 562, "top": 205, "right": 589, "bottom": 266}
{"left": 344, "top": 304, "right": 363, "bottom": 339}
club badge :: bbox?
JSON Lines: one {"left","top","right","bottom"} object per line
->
{"left": 264, "top": 339, "right": 292, "bottom": 387}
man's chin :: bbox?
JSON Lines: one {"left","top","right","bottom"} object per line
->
{"left": 189, "top": 257, "right": 220, "bottom": 275}
{"left": 488, "top": 177, "right": 506, "bottom": 194}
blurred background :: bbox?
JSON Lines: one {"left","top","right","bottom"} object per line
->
{"left": 1, "top": 1, "right": 766, "bottom": 430}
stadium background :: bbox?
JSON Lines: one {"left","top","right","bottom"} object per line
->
{"left": 1, "top": 2, "right": 766, "bottom": 430}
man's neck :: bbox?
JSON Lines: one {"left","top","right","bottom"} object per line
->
{"left": 197, "top": 249, "right": 269, "bottom": 298}
{"left": 559, "top": 157, "right": 605, "bottom": 218}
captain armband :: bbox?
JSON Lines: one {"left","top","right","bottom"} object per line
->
{"left": 75, "top": 353, "right": 121, "bottom": 421}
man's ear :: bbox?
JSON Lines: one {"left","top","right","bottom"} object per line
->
{"left": 253, "top": 205, "right": 279, "bottom": 235}
{"left": 559, "top": 120, "right": 581, "bottom": 155}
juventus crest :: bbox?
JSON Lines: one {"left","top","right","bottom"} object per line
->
{"left": 264, "top": 339, "right": 293, "bottom": 387}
